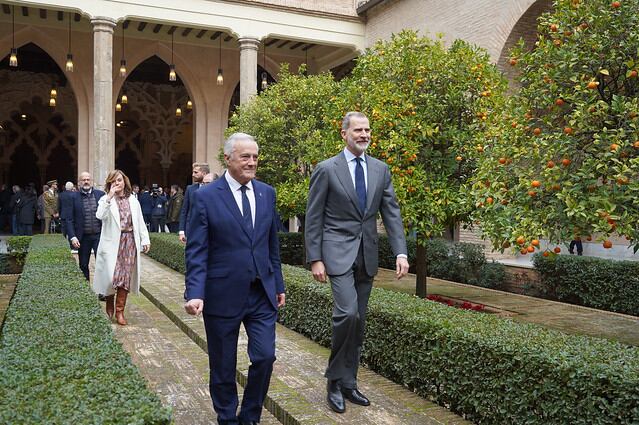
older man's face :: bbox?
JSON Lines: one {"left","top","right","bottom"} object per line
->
{"left": 225, "top": 139, "right": 258, "bottom": 185}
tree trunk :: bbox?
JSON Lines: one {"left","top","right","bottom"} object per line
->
{"left": 415, "top": 236, "right": 428, "bottom": 298}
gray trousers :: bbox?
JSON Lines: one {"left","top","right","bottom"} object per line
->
{"left": 325, "top": 245, "right": 373, "bottom": 389}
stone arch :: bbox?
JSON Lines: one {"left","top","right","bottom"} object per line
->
{"left": 497, "top": 0, "right": 553, "bottom": 85}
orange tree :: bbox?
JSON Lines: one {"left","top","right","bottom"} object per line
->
{"left": 227, "top": 64, "right": 343, "bottom": 222}
{"left": 471, "top": 0, "right": 639, "bottom": 256}
{"left": 345, "top": 30, "right": 507, "bottom": 296}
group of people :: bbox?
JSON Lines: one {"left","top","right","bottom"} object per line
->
{"left": 181, "top": 111, "right": 408, "bottom": 424}
{"left": 0, "top": 180, "right": 64, "bottom": 236}
{"left": 1, "top": 111, "right": 409, "bottom": 425}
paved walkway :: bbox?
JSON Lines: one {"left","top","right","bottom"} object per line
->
{"left": 137, "top": 255, "right": 470, "bottom": 425}
{"left": 376, "top": 269, "right": 639, "bottom": 346}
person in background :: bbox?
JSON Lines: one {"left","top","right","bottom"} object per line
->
{"left": 16, "top": 184, "right": 36, "bottom": 236}
{"left": 9, "top": 185, "right": 21, "bottom": 235}
{"left": 138, "top": 186, "right": 153, "bottom": 230}
{"left": 43, "top": 180, "right": 59, "bottom": 234}
{"left": 179, "top": 162, "right": 209, "bottom": 244}
{"left": 58, "top": 181, "right": 75, "bottom": 239}
{"left": 37, "top": 184, "right": 48, "bottom": 233}
{"left": 150, "top": 185, "right": 168, "bottom": 232}
{"left": 0, "top": 184, "right": 11, "bottom": 233}
{"left": 94, "top": 170, "right": 150, "bottom": 325}
{"left": 166, "top": 184, "right": 184, "bottom": 233}
{"left": 66, "top": 172, "right": 105, "bottom": 281}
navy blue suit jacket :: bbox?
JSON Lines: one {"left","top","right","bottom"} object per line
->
{"left": 58, "top": 190, "right": 74, "bottom": 220}
{"left": 179, "top": 183, "right": 199, "bottom": 233}
{"left": 184, "top": 176, "right": 285, "bottom": 317}
{"left": 65, "top": 189, "right": 105, "bottom": 241}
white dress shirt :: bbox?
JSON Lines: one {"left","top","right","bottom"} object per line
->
{"left": 343, "top": 147, "right": 368, "bottom": 191}
{"left": 224, "top": 172, "right": 256, "bottom": 227}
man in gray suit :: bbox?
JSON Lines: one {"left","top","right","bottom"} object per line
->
{"left": 305, "top": 111, "right": 409, "bottom": 414}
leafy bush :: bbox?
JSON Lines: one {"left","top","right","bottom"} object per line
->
{"left": 533, "top": 253, "right": 639, "bottom": 316}
{"left": 278, "top": 232, "right": 305, "bottom": 266}
{"left": 0, "top": 235, "right": 171, "bottom": 424}
{"left": 6, "top": 235, "right": 31, "bottom": 265}
{"left": 279, "top": 264, "right": 639, "bottom": 425}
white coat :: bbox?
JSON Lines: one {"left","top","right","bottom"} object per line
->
{"left": 93, "top": 194, "right": 150, "bottom": 296}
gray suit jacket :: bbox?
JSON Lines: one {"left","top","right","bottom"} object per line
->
{"left": 305, "top": 151, "right": 407, "bottom": 277}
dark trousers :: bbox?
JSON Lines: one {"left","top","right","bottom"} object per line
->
{"left": 167, "top": 222, "right": 179, "bottom": 233}
{"left": 143, "top": 213, "right": 151, "bottom": 230}
{"left": 203, "top": 281, "right": 277, "bottom": 424}
{"left": 17, "top": 223, "right": 33, "bottom": 236}
{"left": 326, "top": 246, "right": 373, "bottom": 389}
{"left": 11, "top": 214, "right": 18, "bottom": 235}
{"left": 78, "top": 233, "right": 100, "bottom": 280}
{"left": 151, "top": 216, "right": 166, "bottom": 232}
{"left": 569, "top": 240, "right": 583, "bottom": 255}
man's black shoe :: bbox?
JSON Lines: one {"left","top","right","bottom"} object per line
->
{"left": 327, "top": 380, "right": 345, "bottom": 413}
{"left": 341, "top": 388, "right": 370, "bottom": 406}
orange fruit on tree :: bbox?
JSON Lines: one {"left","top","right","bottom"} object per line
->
{"left": 553, "top": 39, "right": 562, "bottom": 47}
{"left": 633, "top": 141, "right": 639, "bottom": 148}
{"left": 587, "top": 81, "right": 599, "bottom": 89}
{"left": 531, "top": 180, "right": 541, "bottom": 188}
{"left": 564, "top": 127, "right": 573, "bottom": 135}
{"left": 547, "top": 160, "right": 555, "bottom": 168}
{"left": 630, "top": 70, "right": 638, "bottom": 78}
{"left": 586, "top": 235, "right": 592, "bottom": 241}
{"left": 533, "top": 127, "right": 542, "bottom": 136}
{"left": 520, "top": 248, "right": 528, "bottom": 255}
{"left": 527, "top": 245, "right": 535, "bottom": 253}
{"left": 476, "top": 146, "right": 484, "bottom": 153}
{"left": 603, "top": 240, "right": 613, "bottom": 249}
{"left": 499, "top": 157, "right": 507, "bottom": 165}
{"left": 532, "top": 239, "right": 540, "bottom": 247}
{"left": 552, "top": 184, "right": 561, "bottom": 191}
{"left": 511, "top": 121, "right": 518, "bottom": 128}
{"left": 550, "top": 24, "right": 558, "bottom": 32}
{"left": 610, "top": 143, "right": 620, "bottom": 151}
{"left": 561, "top": 158, "right": 571, "bottom": 166}
{"left": 455, "top": 156, "right": 463, "bottom": 161}
{"left": 516, "top": 236, "right": 526, "bottom": 245}
{"left": 542, "top": 251, "right": 550, "bottom": 257}
{"left": 486, "top": 197, "right": 494, "bottom": 204}
{"left": 510, "top": 58, "right": 518, "bottom": 66}
{"left": 501, "top": 199, "right": 509, "bottom": 205}
{"left": 503, "top": 241, "right": 511, "bottom": 249}
{"left": 555, "top": 98, "right": 565, "bottom": 106}
{"left": 528, "top": 190, "right": 537, "bottom": 197}
{"left": 611, "top": 1, "right": 621, "bottom": 8}
{"left": 554, "top": 247, "right": 561, "bottom": 253}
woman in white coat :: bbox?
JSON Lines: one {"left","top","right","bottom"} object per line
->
{"left": 94, "top": 170, "right": 150, "bottom": 325}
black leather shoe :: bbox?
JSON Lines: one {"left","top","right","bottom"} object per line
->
{"left": 327, "top": 380, "right": 345, "bottom": 413}
{"left": 341, "top": 388, "right": 370, "bottom": 406}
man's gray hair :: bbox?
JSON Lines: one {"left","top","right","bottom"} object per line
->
{"left": 65, "top": 181, "right": 74, "bottom": 190}
{"left": 224, "top": 132, "right": 259, "bottom": 156}
{"left": 341, "top": 111, "right": 368, "bottom": 131}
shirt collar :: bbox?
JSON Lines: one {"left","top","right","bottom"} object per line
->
{"left": 343, "top": 147, "right": 366, "bottom": 164}
{"left": 224, "top": 171, "right": 253, "bottom": 192}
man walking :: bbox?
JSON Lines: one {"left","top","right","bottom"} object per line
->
{"left": 305, "top": 111, "right": 409, "bottom": 414}
{"left": 179, "top": 162, "right": 209, "bottom": 243}
{"left": 43, "top": 180, "right": 59, "bottom": 234}
{"left": 65, "top": 172, "right": 105, "bottom": 281}
{"left": 58, "top": 181, "right": 75, "bottom": 239}
{"left": 184, "top": 133, "right": 285, "bottom": 425}
{"left": 166, "top": 184, "right": 184, "bottom": 233}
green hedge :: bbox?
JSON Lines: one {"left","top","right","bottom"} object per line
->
{"left": 0, "top": 235, "right": 171, "bottom": 424}
{"left": 533, "top": 254, "right": 639, "bottom": 316}
{"left": 148, "top": 233, "right": 639, "bottom": 424}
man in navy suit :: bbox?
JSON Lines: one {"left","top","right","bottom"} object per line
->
{"left": 185, "top": 133, "right": 285, "bottom": 425}
{"left": 66, "top": 172, "right": 105, "bottom": 281}
{"left": 178, "top": 162, "right": 209, "bottom": 244}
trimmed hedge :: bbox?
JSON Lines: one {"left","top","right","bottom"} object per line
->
{"left": 147, "top": 233, "right": 639, "bottom": 424}
{"left": 0, "top": 235, "right": 171, "bottom": 424}
{"left": 533, "top": 254, "right": 639, "bottom": 316}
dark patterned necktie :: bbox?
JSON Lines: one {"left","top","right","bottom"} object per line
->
{"left": 355, "top": 157, "right": 367, "bottom": 213}
{"left": 240, "top": 185, "right": 253, "bottom": 234}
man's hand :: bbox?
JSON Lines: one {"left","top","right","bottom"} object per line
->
{"left": 311, "top": 261, "right": 327, "bottom": 283}
{"left": 396, "top": 256, "right": 409, "bottom": 280}
{"left": 179, "top": 233, "right": 186, "bottom": 244}
{"left": 184, "top": 298, "right": 204, "bottom": 316}
{"left": 142, "top": 244, "right": 150, "bottom": 253}
{"left": 71, "top": 237, "right": 80, "bottom": 249}
{"left": 277, "top": 293, "right": 286, "bottom": 308}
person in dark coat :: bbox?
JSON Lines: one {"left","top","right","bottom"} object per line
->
{"left": 166, "top": 185, "right": 184, "bottom": 233}
{"left": 0, "top": 184, "right": 12, "bottom": 233}
{"left": 16, "top": 184, "right": 37, "bottom": 236}
{"left": 58, "top": 181, "right": 76, "bottom": 238}
{"left": 179, "top": 162, "right": 209, "bottom": 243}
{"left": 138, "top": 186, "right": 153, "bottom": 230}
{"left": 9, "top": 185, "right": 21, "bottom": 235}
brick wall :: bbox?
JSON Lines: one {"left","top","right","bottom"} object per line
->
{"left": 241, "top": 0, "right": 358, "bottom": 16}
{"left": 364, "top": 0, "right": 548, "bottom": 65}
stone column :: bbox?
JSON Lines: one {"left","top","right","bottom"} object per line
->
{"left": 238, "top": 37, "right": 260, "bottom": 105}
{"left": 91, "top": 17, "right": 117, "bottom": 188}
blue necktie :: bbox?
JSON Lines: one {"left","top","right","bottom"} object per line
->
{"left": 240, "top": 185, "right": 253, "bottom": 234}
{"left": 355, "top": 157, "right": 367, "bottom": 213}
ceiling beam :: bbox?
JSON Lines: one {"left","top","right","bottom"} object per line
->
{"left": 123, "top": 20, "right": 130, "bottom": 29}
{"left": 302, "top": 44, "right": 316, "bottom": 51}
{"left": 137, "top": 21, "right": 147, "bottom": 32}
{"left": 21, "top": 6, "right": 28, "bottom": 17}
{"left": 265, "top": 39, "right": 279, "bottom": 47}
{"left": 224, "top": 34, "right": 233, "bottom": 42}
{"left": 57, "top": 10, "right": 63, "bottom": 21}
{"left": 210, "top": 31, "right": 221, "bottom": 40}
{"left": 153, "top": 24, "right": 162, "bottom": 33}
{"left": 182, "top": 28, "right": 192, "bottom": 37}
{"left": 2, "top": 5, "right": 10, "bottom": 14}
{"left": 196, "top": 29, "right": 206, "bottom": 38}
{"left": 277, "top": 40, "right": 290, "bottom": 48}
{"left": 74, "top": 12, "right": 80, "bottom": 22}
{"left": 290, "top": 42, "right": 304, "bottom": 50}
{"left": 39, "top": 9, "right": 46, "bottom": 19}
{"left": 167, "top": 26, "right": 177, "bottom": 35}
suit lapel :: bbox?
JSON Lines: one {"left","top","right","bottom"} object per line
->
{"left": 365, "top": 154, "right": 379, "bottom": 213}
{"left": 252, "top": 182, "right": 267, "bottom": 239}
{"left": 217, "top": 177, "right": 253, "bottom": 240}
{"left": 334, "top": 153, "right": 362, "bottom": 216}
